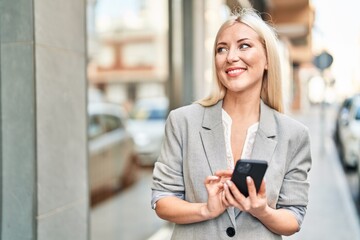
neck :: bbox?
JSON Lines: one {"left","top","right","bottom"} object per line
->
{"left": 222, "top": 93, "right": 261, "bottom": 121}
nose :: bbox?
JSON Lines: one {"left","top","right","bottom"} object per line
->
{"left": 226, "top": 48, "right": 240, "bottom": 63}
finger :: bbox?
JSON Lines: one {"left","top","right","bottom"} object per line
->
{"left": 214, "top": 169, "right": 233, "bottom": 178}
{"left": 204, "top": 175, "right": 219, "bottom": 184}
{"left": 225, "top": 180, "right": 246, "bottom": 204}
{"left": 224, "top": 181, "right": 247, "bottom": 211}
{"left": 222, "top": 189, "right": 230, "bottom": 207}
{"left": 258, "top": 179, "right": 266, "bottom": 197}
{"left": 223, "top": 182, "right": 236, "bottom": 206}
{"left": 247, "top": 177, "right": 258, "bottom": 202}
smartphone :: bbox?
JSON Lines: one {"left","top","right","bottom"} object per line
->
{"left": 231, "top": 159, "right": 268, "bottom": 197}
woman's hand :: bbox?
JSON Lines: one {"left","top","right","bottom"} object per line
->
{"left": 155, "top": 173, "right": 232, "bottom": 224}
{"left": 203, "top": 175, "right": 229, "bottom": 219}
{"left": 222, "top": 177, "right": 300, "bottom": 235}
{"left": 223, "top": 176, "right": 269, "bottom": 218}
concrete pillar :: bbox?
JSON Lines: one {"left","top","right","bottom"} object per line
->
{"left": 0, "top": 1, "right": 89, "bottom": 239}
{"left": 168, "top": 0, "right": 185, "bottom": 110}
{"left": 182, "top": 0, "right": 195, "bottom": 105}
{"left": 168, "top": 0, "right": 206, "bottom": 109}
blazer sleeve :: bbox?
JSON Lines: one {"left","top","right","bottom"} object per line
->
{"left": 151, "top": 110, "right": 185, "bottom": 194}
{"left": 277, "top": 127, "right": 312, "bottom": 206}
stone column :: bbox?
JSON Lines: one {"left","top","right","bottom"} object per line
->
{"left": 0, "top": 1, "right": 89, "bottom": 239}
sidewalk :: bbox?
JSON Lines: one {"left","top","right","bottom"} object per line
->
{"left": 285, "top": 104, "right": 360, "bottom": 240}
{"left": 149, "top": 104, "right": 360, "bottom": 240}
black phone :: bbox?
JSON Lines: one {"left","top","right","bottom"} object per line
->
{"left": 231, "top": 159, "right": 268, "bottom": 197}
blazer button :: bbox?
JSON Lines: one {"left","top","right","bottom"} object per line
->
{"left": 226, "top": 227, "right": 235, "bottom": 237}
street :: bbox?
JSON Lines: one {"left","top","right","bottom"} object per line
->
{"left": 345, "top": 166, "right": 360, "bottom": 217}
{"left": 90, "top": 104, "right": 360, "bottom": 240}
{"left": 90, "top": 169, "right": 165, "bottom": 240}
{"left": 286, "top": 104, "right": 360, "bottom": 240}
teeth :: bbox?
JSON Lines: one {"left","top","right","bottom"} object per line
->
{"left": 227, "top": 69, "right": 242, "bottom": 74}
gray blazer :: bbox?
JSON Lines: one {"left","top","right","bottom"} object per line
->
{"left": 152, "top": 100, "right": 312, "bottom": 240}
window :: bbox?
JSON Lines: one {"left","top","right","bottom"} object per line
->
{"left": 88, "top": 115, "right": 104, "bottom": 140}
{"left": 102, "top": 114, "right": 123, "bottom": 132}
{"left": 355, "top": 106, "right": 360, "bottom": 120}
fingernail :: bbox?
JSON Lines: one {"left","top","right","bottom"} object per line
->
{"left": 246, "top": 176, "right": 251, "bottom": 183}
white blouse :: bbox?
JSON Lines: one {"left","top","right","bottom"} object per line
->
{"left": 222, "top": 109, "right": 259, "bottom": 169}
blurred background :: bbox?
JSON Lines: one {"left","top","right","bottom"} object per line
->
{"left": 86, "top": 0, "right": 360, "bottom": 238}
{"left": 1, "top": 0, "right": 360, "bottom": 239}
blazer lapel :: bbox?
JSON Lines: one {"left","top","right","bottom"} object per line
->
{"left": 235, "top": 101, "right": 278, "bottom": 219}
{"left": 199, "top": 100, "right": 236, "bottom": 227}
{"left": 199, "top": 100, "right": 278, "bottom": 170}
{"left": 199, "top": 100, "right": 228, "bottom": 174}
{"left": 251, "top": 100, "right": 277, "bottom": 164}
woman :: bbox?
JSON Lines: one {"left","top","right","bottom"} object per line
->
{"left": 151, "top": 8, "right": 311, "bottom": 239}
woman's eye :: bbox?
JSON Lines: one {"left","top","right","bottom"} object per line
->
{"left": 217, "top": 47, "right": 227, "bottom": 53}
{"left": 239, "top": 43, "right": 250, "bottom": 49}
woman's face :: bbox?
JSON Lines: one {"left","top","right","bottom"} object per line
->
{"left": 215, "top": 22, "right": 267, "bottom": 96}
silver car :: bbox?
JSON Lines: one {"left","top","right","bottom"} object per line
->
{"left": 337, "top": 95, "right": 360, "bottom": 169}
{"left": 127, "top": 97, "right": 169, "bottom": 166}
{"left": 88, "top": 102, "right": 138, "bottom": 206}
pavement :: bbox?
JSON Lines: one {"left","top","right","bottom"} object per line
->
{"left": 285, "top": 104, "right": 360, "bottom": 240}
{"left": 90, "top": 169, "right": 166, "bottom": 240}
{"left": 90, "top": 104, "right": 360, "bottom": 240}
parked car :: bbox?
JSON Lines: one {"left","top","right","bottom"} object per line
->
{"left": 337, "top": 95, "right": 360, "bottom": 169}
{"left": 358, "top": 130, "right": 360, "bottom": 198}
{"left": 88, "top": 102, "right": 138, "bottom": 206}
{"left": 127, "top": 97, "right": 169, "bottom": 166}
{"left": 334, "top": 96, "right": 354, "bottom": 144}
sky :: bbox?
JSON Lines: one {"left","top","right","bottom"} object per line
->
{"left": 95, "top": 0, "right": 143, "bottom": 31}
{"left": 311, "top": 0, "right": 360, "bottom": 96}
{"left": 96, "top": 0, "right": 141, "bottom": 18}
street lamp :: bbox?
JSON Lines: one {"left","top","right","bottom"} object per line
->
{"left": 313, "top": 50, "right": 333, "bottom": 156}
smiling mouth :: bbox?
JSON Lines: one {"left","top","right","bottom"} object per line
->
{"left": 225, "top": 68, "right": 245, "bottom": 76}
{"left": 226, "top": 69, "right": 243, "bottom": 74}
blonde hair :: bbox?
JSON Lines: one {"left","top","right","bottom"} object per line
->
{"left": 197, "top": 8, "right": 283, "bottom": 113}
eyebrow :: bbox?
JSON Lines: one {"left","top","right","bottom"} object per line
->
{"left": 216, "top": 38, "right": 250, "bottom": 46}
